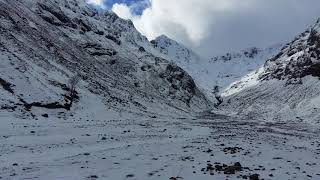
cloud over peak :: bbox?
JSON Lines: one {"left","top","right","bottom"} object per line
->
{"left": 113, "top": 0, "right": 252, "bottom": 43}
{"left": 111, "top": 0, "right": 320, "bottom": 57}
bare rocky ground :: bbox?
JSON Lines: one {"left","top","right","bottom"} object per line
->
{"left": 0, "top": 111, "right": 319, "bottom": 180}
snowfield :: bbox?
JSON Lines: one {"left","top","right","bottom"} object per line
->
{"left": 1, "top": 110, "right": 320, "bottom": 180}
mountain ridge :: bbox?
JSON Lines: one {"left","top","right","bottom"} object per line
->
{"left": 0, "top": 0, "right": 211, "bottom": 118}
{"left": 220, "top": 18, "right": 320, "bottom": 124}
{"left": 151, "top": 34, "right": 282, "bottom": 102}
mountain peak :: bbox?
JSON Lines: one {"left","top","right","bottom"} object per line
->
{"left": 151, "top": 34, "right": 201, "bottom": 65}
{"left": 152, "top": 34, "right": 183, "bottom": 49}
{"left": 155, "top": 34, "right": 171, "bottom": 41}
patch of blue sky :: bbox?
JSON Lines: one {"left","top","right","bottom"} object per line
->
{"left": 105, "top": 0, "right": 150, "bottom": 15}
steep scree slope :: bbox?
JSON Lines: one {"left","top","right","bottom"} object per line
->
{"left": 0, "top": 0, "right": 211, "bottom": 118}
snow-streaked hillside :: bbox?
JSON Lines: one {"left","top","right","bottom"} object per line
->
{"left": 221, "top": 18, "right": 320, "bottom": 124}
{"left": 0, "top": 0, "right": 212, "bottom": 119}
{"left": 151, "top": 35, "right": 202, "bottom": 65}
{"left": 205, "top": 45, "right": 282, "bottom": 89}
{"left": 151, "top": 35, "right": 281, "bottom": 99}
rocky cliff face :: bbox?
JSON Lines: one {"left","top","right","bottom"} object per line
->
{"left": 0, "top": 0, "right": 211, "bottom": 118}
{"left": 220, "top": 19, "right": 320, "bottom": 124}
{"left": 260, "top": 19, "right": 320, "bottom": 83}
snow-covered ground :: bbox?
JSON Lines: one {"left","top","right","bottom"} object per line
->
{"left": 1, "top": 110, "right": 319, "bottom": 180}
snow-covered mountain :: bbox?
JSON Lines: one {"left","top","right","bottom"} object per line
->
{"left": 151, "top": 35, "right": 281, "bottom": 100}
{"left": 0, "top": 0, "right": 212, "bottom": 119}
{"left": 151, "top": 35, "right": 202, "bottom": 65}
{"left": 206, "top": 45, "right": 282, "bottom": 88}
{"left": 221, "top": 18, "right": 320, "bottom": 124}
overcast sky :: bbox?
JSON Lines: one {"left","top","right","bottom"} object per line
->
{"left": 87, "top": 0, "right": 320, "bottom": 57}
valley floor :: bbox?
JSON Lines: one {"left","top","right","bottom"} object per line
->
{"left": 0, "top": 110, "right": 319, "bottom": 180}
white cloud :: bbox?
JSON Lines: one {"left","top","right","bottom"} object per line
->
{"left": 112, "top": 3, "right": 132, "bottom": 20}
{"left": 112, "top": 0, "right": 320, "bottom": 57}
{"left": 113, "top": 0, "right": 252, "bottom": 43}
{"left": 87, "top": 0, "right": 106, "bottom": 7}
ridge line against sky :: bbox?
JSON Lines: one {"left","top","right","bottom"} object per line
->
{"left": 87, "top": 0, "right": 320, "bottom": 57}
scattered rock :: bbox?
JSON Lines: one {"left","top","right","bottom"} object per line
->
{"left": 223, "top": 147, "right": 243, "bottom": 154}
{"left": 249, "top": 174, "right": 260, "bottom": 180}
{"left": 89, "top": 175, "right": 98, "bottom": 179}
{"left": 180, "top": 156, "right": 194, "bottom": 162}
{"left": 139, "top": 46, "right": 146, "bottom": 52}
{"left": 273, "top": 157, "right": 283, "bottom": 160}
{"left": 126, "top": 174, "right": 134, "bottom": 178}
{"left": 0, "top": 78, "right": 14, "bottom": 94}
{"left": 169, "top": 177, "right": 183, "bottom": 180}
{"left": 203, "top": 162, "right": 242, "bottom": 175}
{"left": 206, "top": 149, "right": 213, "bottom": 153}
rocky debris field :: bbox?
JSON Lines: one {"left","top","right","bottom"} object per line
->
{"left": 0, "top": 111, "right": 319, "bottom": 180}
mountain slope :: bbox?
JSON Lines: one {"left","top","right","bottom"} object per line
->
{"left": 221, "top": 18, "right": 320, "bottom": 124}
{"left": 206, "top": 45, "right": 282, "bottom": 88}
{"left": 151, "top": 35, "right": 202, "bottom": 65}
{"left": 0, "top": 0, "right": 211, "bottom": 118}
{"left": 151, "top": 35, "right": 281, "bottom": 100}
